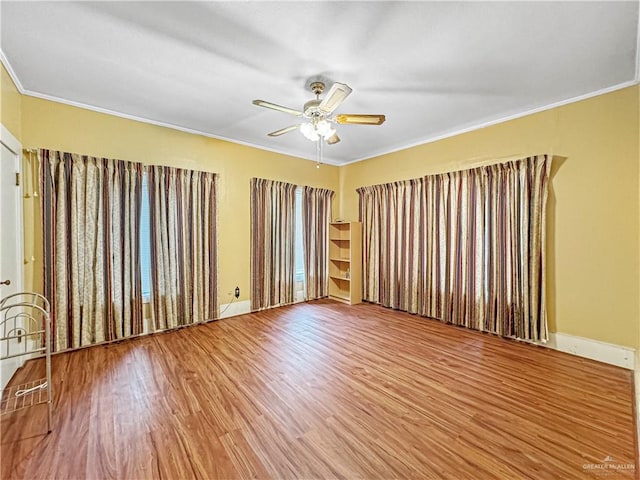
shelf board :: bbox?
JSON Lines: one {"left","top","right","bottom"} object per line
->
{"left": 1, "top": 378, "right": 48, "bottom": 415}
{"left": 329, "top": 238, "right": 350, "bottom": 242}
{"left": 330, "top": 257, "right": 351, "bottom": 263}
{"left": 330, "top": 275, "right": 351, "bottom": 282}
{"left": 330, "top": 293, "right": 350, "bottom": 302}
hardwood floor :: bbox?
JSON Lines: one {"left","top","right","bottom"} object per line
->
{"left": 1, "top": 300, "right": 637, "bottom": 479}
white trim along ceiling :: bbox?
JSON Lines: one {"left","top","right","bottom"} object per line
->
{"left": 1, "top": 1, "right": 639, "bottom": 166}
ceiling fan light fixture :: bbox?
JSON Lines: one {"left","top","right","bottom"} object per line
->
{"left": 300, "top": 119, "right": 336, "bottom": 142}
{"left": 300, "top": 122, "right": 320, "bottom": 141}
{"left": 316, "top": 119, "right": 336, "bottom": 138}
{"left": 252, "top": 79, "right": 384, "bottom": 156}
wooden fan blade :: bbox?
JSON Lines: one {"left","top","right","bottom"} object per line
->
{"left": 335, "top": 114, "right": 386, "bottom": 125}
{"left": 318, "top": 83, "right": 352, "bottom": 115}
{"left": 326, "top": 133, "right": 340, "bottom": 145}
{"left": 253, "top": 100, "right": 302, "bottom": 116}
{"left": 268, "top": 125, "right": 300, "bottom": 137}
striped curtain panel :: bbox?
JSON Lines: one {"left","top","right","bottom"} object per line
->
{"left": 358, "top": 179, "right": 426, "bottom": 313}
{"left": 147, "top": 166, "right": 217, "bottom": 330}
{"left": 302, "top": 186, "right": 335, "bottom": 300}
{"left": 250, "top": 178, "right": 297, "bottom": 311}
{"left": 358, "top": 155, "right": 551, "bottom": 342}
{"left": 41, "top": 149, "right": 143, "bottom": 352}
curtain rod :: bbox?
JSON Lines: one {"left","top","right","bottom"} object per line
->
{"left": 23, "top": 148, "right": 146, "bottom": 167}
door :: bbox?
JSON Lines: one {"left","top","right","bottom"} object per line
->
{"left": 0, "top": 125, "right": 24, "bottom": 389}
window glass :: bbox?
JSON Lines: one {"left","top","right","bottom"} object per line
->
{"left": 140, "top": 174, "right": 151, "bottom": 299}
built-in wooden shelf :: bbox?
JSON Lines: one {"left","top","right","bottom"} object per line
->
{"left": 328, "top": 222, "right": 361, "bottom": 305}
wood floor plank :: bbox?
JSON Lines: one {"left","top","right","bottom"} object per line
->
{"left": 1, "top": 300, "right": 637, "bottom": 479}
{"left": 219, "top": 427, "right": 272, "bottom": 480}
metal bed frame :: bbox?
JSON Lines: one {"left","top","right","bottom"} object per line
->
{"left": 0, "top": 292, "right": 52, "bottom": 433}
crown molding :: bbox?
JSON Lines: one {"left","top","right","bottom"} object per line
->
{"left": 2, "top": 48, "right": 637, "bottom": 168}
{"left": 341, "top": 79, "right": 640, "bottom": 166}
{"left": 0, "top": 50, "right": 342, "bottom": 166}
{"left": 23, "top": 88, "right": 343, "bottom": 166}
{"left": 0, "top": 49, "right": 25, "bottom": 93}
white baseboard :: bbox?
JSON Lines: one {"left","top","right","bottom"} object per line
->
{"left": 546, "top": 332, "right": 635, "bottom": 370}
{"left": 218, "top": 300, "right": 251, "bottom": 319}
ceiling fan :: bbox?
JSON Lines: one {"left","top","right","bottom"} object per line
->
{"left": 252, "top": 81, "right": 386, "bottom": 146}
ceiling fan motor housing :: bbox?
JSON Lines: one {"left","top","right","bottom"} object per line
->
{"left": 303, "top": 99, "right": 323, "bottom": 118}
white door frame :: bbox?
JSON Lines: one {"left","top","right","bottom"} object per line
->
{"left": 0, "top": 124, "right": 25, "bottom": 390}
{"left": 0, "top": 123, "right": 24, "bottom": 294}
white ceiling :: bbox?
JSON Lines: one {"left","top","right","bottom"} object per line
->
{"left": 1, "top": 2, "right": 639, "bottom": 165}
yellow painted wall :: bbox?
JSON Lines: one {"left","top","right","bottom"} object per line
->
{"left": 0, "top": 64, "right": 22, "bottom": 141}
{"left": 12, "top": 77, "right": 640, "bottom": 349}
{"left": 20, "top": 96, "right": 340, "bottom": 307}
{"left": 340, "top": 86, "right": 640, "bottom": 348}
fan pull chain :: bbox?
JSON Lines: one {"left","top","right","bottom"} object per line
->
{"left": 316, "top": 138, "right": 323, "bottom": 169}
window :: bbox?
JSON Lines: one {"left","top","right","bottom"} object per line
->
{"left": 294, "top": 188, "right": 305, "bottom": 297}
{"left": 140, "top": 174, "right": 151, "bottom": 300}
